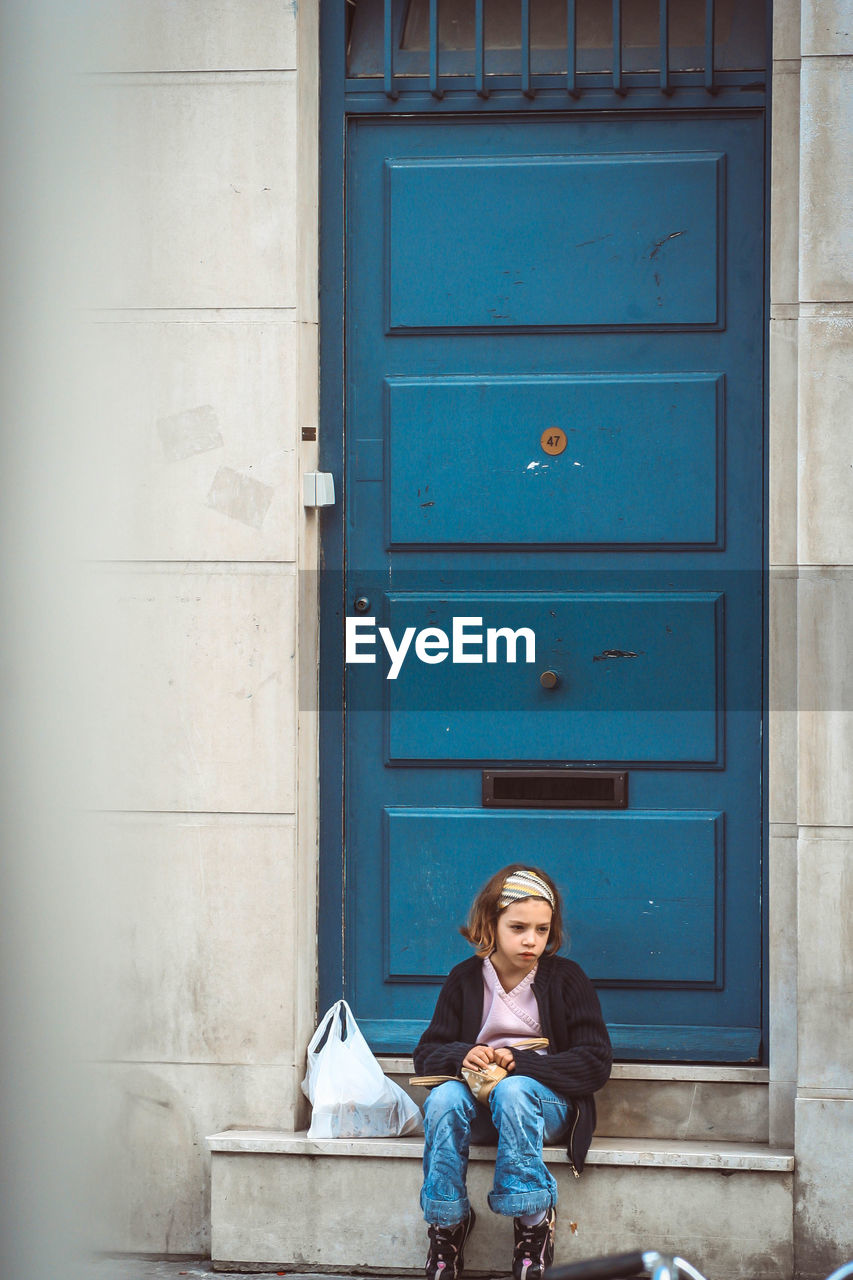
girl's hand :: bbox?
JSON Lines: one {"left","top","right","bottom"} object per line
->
{"left": 492, "top": 1047, "right": 515, "bottom": 1071}
{"left": 462, "top": 1044, "right": 495, "bottom": 1071}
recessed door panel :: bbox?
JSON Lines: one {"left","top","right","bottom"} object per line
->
{"left": 385, "top": 809, "right": 722, "bottom": 986}
{"left": 384, "top": 591, "right": 722, "bottom": 763}
{"left": 388, "top": 153, "right": 723, "bottom": 329}
{"left": 388, "top": 374, "right": 723, "bottom": 546}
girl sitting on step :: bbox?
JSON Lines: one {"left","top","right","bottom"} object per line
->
{"left": 413, "top": 864, "right": 612, "bottom": 1280}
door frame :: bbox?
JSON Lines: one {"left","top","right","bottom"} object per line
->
{"left": 317, "top": 0, "right": 772, "bottom": 1061}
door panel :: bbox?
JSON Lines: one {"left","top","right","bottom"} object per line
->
{"left": 385, "top": 809, "right": 722, "bottom": 986}
{"left": 387, "top": 374, "right": 724, "bottom": 547}
{"left": 345, "top": 111, "right": 764, "bottom": 1060}
{"left": 387, "top": 152, "right": 724, "bottom": 329}
{"left": 384, "top": 592, "right": 722, "bottom": 763}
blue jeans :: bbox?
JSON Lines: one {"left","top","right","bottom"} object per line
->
{"left": 420, "top": 1075, "right": 573, "bottom": 1226}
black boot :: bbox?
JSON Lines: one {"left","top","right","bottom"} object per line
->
{"left": 512, "top": 1206, "right": 556, "bottom": 1280}
{"left": 425, "top": 1206, "right": 476, "bottom": 1280}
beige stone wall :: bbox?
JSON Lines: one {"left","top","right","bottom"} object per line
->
{"left": 81, "top": 0, "right": 853, "bottom": 1267}
{"left": 771, "top": 0, "right": 853, "bottom": 1274}
{"left": 87, "top": 1, "right": 319, "bottom": 1254}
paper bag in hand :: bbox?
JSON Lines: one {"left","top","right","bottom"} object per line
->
{"left": 410, "top": 1038, "right": 548, "bottom": 1102}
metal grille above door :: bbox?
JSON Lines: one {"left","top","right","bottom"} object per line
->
{"left": 347, "top": 0, "right": 766, "bottom": 100}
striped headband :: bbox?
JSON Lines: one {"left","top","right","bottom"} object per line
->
{"left": 498, "top": 869, "right": 555, "bottom": 910}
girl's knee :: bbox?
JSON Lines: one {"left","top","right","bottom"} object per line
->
{"left": 488, "top": 1074, "right": 540, "bottom": 1117}
{"left": 491, "top": 1074, "right": 533, "bottom": 1101}
{"left": 424, "top": 1079, "right": 476, "bottom": 1122}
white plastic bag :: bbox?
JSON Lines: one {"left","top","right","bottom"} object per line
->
{"left": 301, "top": 1000, "right": 423, "bottom": 1139}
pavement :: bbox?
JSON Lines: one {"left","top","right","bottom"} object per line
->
{"left": 90, "top": 1262, "right": 282, "bottom": 1280}
{"left": 90, "top": 1262, "right": 407, "bottom": 1280}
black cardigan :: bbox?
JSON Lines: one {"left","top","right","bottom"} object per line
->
{"left": 413, "top": 953, "right": 612, "bottom": 1173}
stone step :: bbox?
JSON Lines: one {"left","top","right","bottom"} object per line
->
{"left": 379, "top": 1060, "right": 772, "bottom": 1145}
{"left": 208, "top": 1130, "right": 794, "bottom": 1280}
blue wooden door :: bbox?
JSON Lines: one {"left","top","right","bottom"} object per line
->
{"left": 342, "top": 111, "right": 764, "bottom": 1061}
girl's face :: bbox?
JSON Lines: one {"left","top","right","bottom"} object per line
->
{"left": 492, "top": 897, "right": 553, "bottom": 979}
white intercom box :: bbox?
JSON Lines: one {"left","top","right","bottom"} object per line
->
{"left": 303, "top": 471, "right": 336, "bottom": 507}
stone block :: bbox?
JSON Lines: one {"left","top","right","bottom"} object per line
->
{"left": 770, "top": 1081, "right": 797, "bottom": 1149}
{"left": 85, "top": 318, "right": 298, "bottom": 561}
{"left": 770, "top": 319, "right": 799, "bottom": 565}
{"left": 769, "top": 837, "right": 799, "bottom": 1107}
{"left": 795, "top": 1096, "right": 853, "bottom": 1278}
{"left": 298, "top": 320, "right": 320, "bottom": 436}
{"left": 799, "top": 58, "right": 853, "bottom": 302}
{"left": 770, "top": 68, "right": 801, "bottom": 307}
{"left": 773, "top": 0, "right": 803, "bottom": 61}
{"left": 797, "top": 572, "right": 853, "bottom": 826}
{"left": 387, "top": 1068, "right": 769, "bottom": 1144}
{"left": 770, "top": 321, "right": 799, "bottom": 565}
{"left": 87, "top": 566, "right": 297, "bottom": 813}
{"left": 593, "top": 1078, "right": 768, "bottom": 1143}
{"left": 802, "top": 0, "right": 853, "bottom": 56}
{"left": 798, "top": 314, "right": 853, "bottom": 565}
{"left": 769, "top": 570, "right": 798, "bottom": 825}
{"left": 210, "top": 1137, "right": 794, "bottom": 1279}
{"left": 90, "top": 812, "right": 298, "bottom": 1064}
{"left": 295, "top": 19, "right": 320, "bottom": 326}
{"left": 90, "top": 76, "right": 298, "bottom": 310}
{"left": 796, "top": 835, "right": 853, "bottom": 1090}
{"left": 89, "top": 1062, "right": 297, "bottom": 1255}
{"left": 89, "top": 0, "right": 297, "bottom": 73}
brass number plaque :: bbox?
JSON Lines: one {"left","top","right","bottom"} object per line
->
{"left": 541, "top": 428, "right": 567, "bottom": 456}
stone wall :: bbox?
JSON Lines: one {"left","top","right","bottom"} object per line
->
{"left": 87, "top": 0, "right": 319, "bottom": 1254}
{"left": 782, "top": 1, "right": 853, "bottom": 1274}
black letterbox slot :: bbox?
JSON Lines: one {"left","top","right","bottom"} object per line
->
{"left": 482, "top": 769, "right": 628, "bottom": 810}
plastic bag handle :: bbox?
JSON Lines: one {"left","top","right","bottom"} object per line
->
{"left": 310, "top": 1000, "right": 342, "bottom": 1055}
{"left": 312, "top": 998, "right": 354, "bottom": 1055}
{"left": 313, "top": 1012, "right": 334, "bottom": 1053}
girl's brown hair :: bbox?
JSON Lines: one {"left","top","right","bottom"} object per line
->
{"left": 460, "top": 863, "right": 564, "bottom": 958}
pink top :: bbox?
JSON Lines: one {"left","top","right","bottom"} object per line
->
{"left": 476, "top": 956, "right": 545, "bottom": 1050}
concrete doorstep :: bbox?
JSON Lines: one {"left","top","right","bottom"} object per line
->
{"left": 208, "top": 1131, "right": 795, "bottom": 1280}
